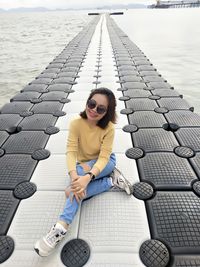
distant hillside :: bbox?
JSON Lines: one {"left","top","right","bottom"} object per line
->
{"left": 0, "top": 7, "right": 50, "bottom": 12}
{"left": 97, "top": 3, "right": 146, "bottom": 9}
{"left": 0, "top": 4, "right": 146, "bottom": 13}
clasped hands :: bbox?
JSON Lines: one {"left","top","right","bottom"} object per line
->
{"left": 66, "top": 174, "right": 91, "bottom": 203}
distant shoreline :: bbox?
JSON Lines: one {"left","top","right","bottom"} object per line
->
{"left": 0, "top": 5, "right": 147, "bottom": 13}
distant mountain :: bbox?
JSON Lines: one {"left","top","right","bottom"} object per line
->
{"left": 1, "top": 7, "right": 50, "bottom": 12}
{"left": 97, "top": 3, "right": 147, "bottom": 9}
{"left": 0, "top": 4, "right": 146, "bottom": 13}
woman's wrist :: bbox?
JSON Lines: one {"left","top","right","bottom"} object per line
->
{"left": 85, "top": 172, "right": 95, "bottom": 181}
{"left": 84, "top": 174, "right": 92, "bottom": 183}
{"left": 69, "top": 170, "right": 78, "bottom": 181}
{"left": 90, "top": 166, "right": 100, "bottom": 177}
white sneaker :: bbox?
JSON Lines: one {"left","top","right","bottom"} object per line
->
{"left": 34, "top": 224, "right": 66, "bottom": 257}
{"left": 111, "top": 167, "right": 133, "bottom": 195}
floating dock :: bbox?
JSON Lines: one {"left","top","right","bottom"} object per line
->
{"left": 149, "top": 0, "right": 200, "bottom": 8}
{"left": 1, "top": 14, "right": 200, "bottom": 267}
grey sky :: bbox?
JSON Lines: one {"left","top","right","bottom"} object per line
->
{"left": 0, "top": 0, "right": 153, "bottom": 9}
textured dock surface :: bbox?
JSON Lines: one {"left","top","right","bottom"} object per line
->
{"left": 0, "top": 14, "right": 200, "bottom": 267}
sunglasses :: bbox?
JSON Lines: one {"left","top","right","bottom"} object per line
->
{"left": 87, "top": 99, "right": 107, "bottom": 115}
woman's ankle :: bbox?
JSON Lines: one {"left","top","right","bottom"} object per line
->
{"left": 57, "top": 220, "right": 69, "bottom": 230}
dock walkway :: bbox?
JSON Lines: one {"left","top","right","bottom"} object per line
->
{"left": 1, "top": 14, "right": 200, "bottom": 267}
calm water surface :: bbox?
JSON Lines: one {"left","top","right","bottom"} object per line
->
{"left": 0, "top": 9, "right": 200, "bottom": 113}
{"left": 0, "top": 11, "right": 91, "bottom": 107}
{"left": 113, "top": 8, "right": 200, "bottom": 113}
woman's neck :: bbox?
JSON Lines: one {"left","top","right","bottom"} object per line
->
{"left": 86, "top": 118, "right": 97, "bottom": 127}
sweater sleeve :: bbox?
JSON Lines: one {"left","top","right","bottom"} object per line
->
{"left": 66, "top": 120, "right": 79, "bottom": 173}
{"left": 93, "top": 124, "right": 115, "bottom": 172}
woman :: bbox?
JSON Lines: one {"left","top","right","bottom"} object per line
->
{"left": 34, "top": 87, "right": 132, "bottom": 257}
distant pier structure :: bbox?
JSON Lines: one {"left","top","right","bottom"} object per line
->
{"left": 149, "top": 0, "right": 200, "bottom": 8}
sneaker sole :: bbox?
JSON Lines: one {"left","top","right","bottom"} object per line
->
{"left": 34, "top": 240, "right": 51, "bottom": 257}
{"left": 34, "top": 247, "right": 42, "bottom": 256}
{"left": 34, "top": 246, "right": 50, "bottom": 257}
{"left": 125, "top": 186, "right": 131, "bottom": 195}
{"left": 124, "top": 181, "right": 133, "bottom": 195}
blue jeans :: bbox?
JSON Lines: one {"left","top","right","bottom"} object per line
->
{"left": 59, "top": 153, "right": 116, "bottom": 224}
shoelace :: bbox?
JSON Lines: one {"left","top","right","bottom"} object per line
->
{"left": 46, "top": 228, "right": 64, "bottom": 246}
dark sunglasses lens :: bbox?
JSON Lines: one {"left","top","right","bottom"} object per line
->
{"left": 87, "top": 99, "right": 96, "bottom": 109}
{"left": 97, "top": 106, "right": 107, "bottom": 114}
{"left": 87, "top": 99, "right": 107, "bottom": 114}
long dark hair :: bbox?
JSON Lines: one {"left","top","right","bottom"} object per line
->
{"left": 80, "top": 87, "right": 117, "bottom": 129}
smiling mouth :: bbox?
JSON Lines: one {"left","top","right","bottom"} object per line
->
{"left": 88, "top": 110, "right": 97, "bottom": 117}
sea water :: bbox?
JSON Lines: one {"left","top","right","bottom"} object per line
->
{"left": 0, "top": 9, "right": 200, "bottom": 112}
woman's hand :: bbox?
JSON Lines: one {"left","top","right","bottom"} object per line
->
{"left": 69, "top": 170, "right": 79, "bottom": 182}
{"left": 65, "top": 186, "right": 86, "bottom": 203}
{"left": 71, "top": 175, "right": 91, "bottom": 194}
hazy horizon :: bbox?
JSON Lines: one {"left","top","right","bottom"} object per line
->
{"left": 0, "top": 0, "right": 152, "bottom": 10}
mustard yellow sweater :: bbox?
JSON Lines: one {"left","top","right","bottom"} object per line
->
{"left": 66, "top": 117, "right": 115, "bottom": 173}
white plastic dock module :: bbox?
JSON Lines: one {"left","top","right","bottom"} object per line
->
{"left": 4, "top": 15, "right": 150, "bottom": 267}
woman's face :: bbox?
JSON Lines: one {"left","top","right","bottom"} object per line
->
{"left": 86, "top": 94, "right": 108, "bottom": 124}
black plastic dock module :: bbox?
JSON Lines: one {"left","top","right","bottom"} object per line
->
{"left": 0, "top": 15, "right": 100, "bottom": 264}
{"left": 107, "top": 14, "right": 200, "bottom": 266}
